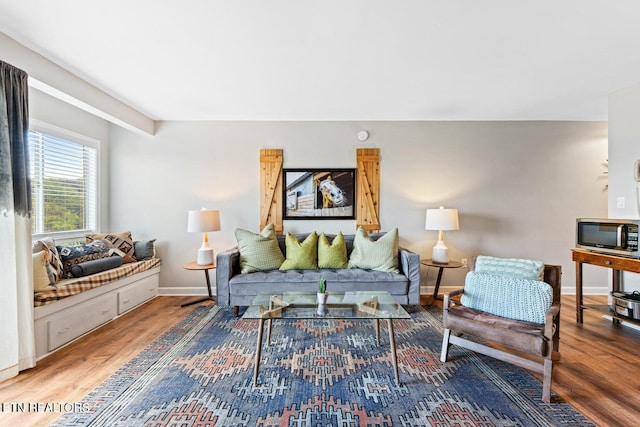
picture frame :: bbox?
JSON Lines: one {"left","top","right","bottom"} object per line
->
{"left": 283, "top": 168, "right": 356, "bottom": 219}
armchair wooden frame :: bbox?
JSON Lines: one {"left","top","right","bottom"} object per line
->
{"left": 440, "top": 264, "right": 562, "bottom": 403}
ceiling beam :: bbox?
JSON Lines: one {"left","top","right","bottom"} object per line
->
{"left": 0, "top": 32, "right": 155, "bottom": 136}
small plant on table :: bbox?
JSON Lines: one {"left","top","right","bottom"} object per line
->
{"left": 317, "top": 278, "right": 328, "bottom": 306}
{"left": 318, "top": 277, "right": 327, "bottom": 294}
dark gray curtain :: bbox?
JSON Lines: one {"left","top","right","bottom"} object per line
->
{"left": 0, "top": 60, "right": 30, "bottom": 217}
{"left": 0, "top": 60, "right": 35, "bottom": 379}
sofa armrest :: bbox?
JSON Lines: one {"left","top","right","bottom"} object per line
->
{"left": 215, "top": 246, "right": 240, "bottom": 305}
{"left": 399, "top": 247, "right": 421, "bottom": 305}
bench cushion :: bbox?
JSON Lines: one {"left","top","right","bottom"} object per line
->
{"left": 34, "top": 258, "right": 161, "bottom": 307}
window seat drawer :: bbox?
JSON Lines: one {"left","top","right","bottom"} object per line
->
{"left": 47, "top": 294, "right": 116, "bottom": 351}
{"left": 118, "top": 274, "right": 159, "bottom": 314}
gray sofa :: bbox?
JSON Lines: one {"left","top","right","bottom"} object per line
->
{"left": 216, "top": 231, "right": 421, "bottom": 315}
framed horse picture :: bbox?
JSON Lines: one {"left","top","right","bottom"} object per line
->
{"left": 283, "top": 169, "right": 356, "bottom": 219}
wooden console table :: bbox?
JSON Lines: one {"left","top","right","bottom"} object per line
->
{"left": 572, "top": 249, "right": 640, "bottom": 324}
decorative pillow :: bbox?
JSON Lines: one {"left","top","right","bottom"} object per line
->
{"left": 32, "top": 237, "right": 63, "bottom": 283}
{"left": 106, "top": 247, "right": 136, "bottom": 263}
{"left": 33, "top": 251, "right": 56, "bottom": 292}
{"left": 57, "top": 240, "right": 110, "bottom": 278}
{"left": 86, "top": 231, "right": 137, "bottom": 263}
{"left": 318, "top": 232, "right": 348, "bottom": 269}
{"left": 235, "top": 224, "right": 285, "bottom": 274}
{"left": 475, "top": 255, "right": 544, "bottom": 281}
{"left": 280, "top": 232, "right": 318, "bottom": 270}
{"left": 348, "top": 226, "right": 399, "bottom": 273}
{"left": 71, "top": 256, "right": 124, "bottom": 278}
{"left": 461, "top": 271, "right": 553, "bottom": 324}
{"left": 134, "top": 239, "right": 157, "bottom": 261}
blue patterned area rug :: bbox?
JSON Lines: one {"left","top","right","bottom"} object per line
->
{"left": 54, "top": 305, "right": 594, "bottom": 426}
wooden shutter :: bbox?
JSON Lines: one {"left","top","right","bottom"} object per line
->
{"left": 259, "top": 149, "right": 283, "bottom": 233}
{"left": 356, "top": 148, "right": 380, "bottom": 232}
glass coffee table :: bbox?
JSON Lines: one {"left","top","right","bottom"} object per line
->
{"left": 242, "top": 291, "right": 411, "bottom": 385}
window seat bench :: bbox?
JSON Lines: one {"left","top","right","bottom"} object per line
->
{"left": 33, "top": 258, "right": 161, "bottom": 360}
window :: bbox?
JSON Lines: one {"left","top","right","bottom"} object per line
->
{"left": 28, "top": 122, "right": 99, "bottom": 238}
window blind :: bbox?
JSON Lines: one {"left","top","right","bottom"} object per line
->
{"left": 29, "top": 129, "right": 97, "bottom": 235}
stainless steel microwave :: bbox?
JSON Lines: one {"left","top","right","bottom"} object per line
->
{"left": 576, "top": 218, "right": 640, "bottom": 258}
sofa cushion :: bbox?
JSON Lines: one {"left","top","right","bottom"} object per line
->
{"left": 86, "top": 231, "right": 137, "bottom": 263}
{"left": 235, "top": 224, "right": 285, "bottom": 273}
{"left": 71, "top": 255, "right": 124, "bottom": 277}
{"left": 57, "top": 240, "right": 111, "bottom": 279}
{"left": 460, "top": 271, "right": 552, "bottom": 324}
{"left": 32, "top": 237, "right": 63, "bottom": 284}
{"left": 280, "top": 232, "right": 318, "bottom": 270}
{"left": 318, "top": 232, "right": 348, "bottom": 269}
{"left": 348, "top": 226, "right": 399, "bottom": 273}
{"left": 474, "top": 255, "right": 544, "bottom": 281}
{"left": 229, "top": 268, "right": 408, "bottom": 296}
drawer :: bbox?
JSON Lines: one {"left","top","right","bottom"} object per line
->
{"left": 47, "top": 294, "right": 116, "bottom": 351}
{"left": 573, "top": 250, "right": 640, "bottom": 273}
{"left": 118, "top": 274, "right": 158, "bottom": 314}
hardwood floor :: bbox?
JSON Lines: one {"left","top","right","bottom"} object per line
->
{"left": 549, "top": 295, "right": 640, "bottom": 426}
{"left": 1, "top": 295, "right": 639, "bottom": 426}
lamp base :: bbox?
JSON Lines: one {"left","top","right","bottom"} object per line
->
{"left": 197, "top": 248, "right": 214, "bottom": 266}
{"left": 432, "top": 240, "right": 449, "bottom": 264}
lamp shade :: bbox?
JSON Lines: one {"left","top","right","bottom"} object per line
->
{"left": 425, "top": 207, "right": 459, "bottom": 263}
{"left": 425, "top": 207, "right": 459, "bottom": 231}
{"left": 188, "top": 209, "right": 221, "bottom": 232}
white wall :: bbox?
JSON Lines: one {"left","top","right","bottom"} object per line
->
{"left": 109, "top": 120, "right": 608, "bottom": 296}
{"left": 608, "top": 82, "right": 640, "bottom": 217}
{"left": 608, "top": 82, "right": 640, "bottom": 291}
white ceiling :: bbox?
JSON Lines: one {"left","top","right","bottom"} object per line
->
{"left": 1, "top": 0, "right": 640, "bottom": 121}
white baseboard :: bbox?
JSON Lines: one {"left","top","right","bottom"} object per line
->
{"left": 159, "top": 287, "right": 214, "bottom": 296}
{"left": 572, "top": 286, "right": 609, "bottom": 295}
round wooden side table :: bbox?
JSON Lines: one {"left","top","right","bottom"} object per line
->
{"left": 181, "top": 261, "right": 216, "bottom": 307}
{"left": 420, "top": 259, "right": 464, "bottom": 303}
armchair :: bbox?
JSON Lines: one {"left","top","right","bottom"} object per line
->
{"left": 440, "top": 261, "right": 561, "bottom": 403}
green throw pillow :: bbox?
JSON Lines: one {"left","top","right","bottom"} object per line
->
{"left": 348, "top": 226, "right": 399, "bottom": 273}
{"left": 318, "top": 232, "right": 348, "bottom": 269}
{"left": 235, "top": 224, "right": 285, "bottom": 273}
{"left": 280, "top": 232, "right": 318, "bottom": 270}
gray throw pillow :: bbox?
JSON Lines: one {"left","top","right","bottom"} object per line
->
{"left": 134, "top": 239, "right": 157, "bottom": 261}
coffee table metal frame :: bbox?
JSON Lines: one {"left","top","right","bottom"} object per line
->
{"left": 242, "top": 291, "right": 411, "bottom": 386}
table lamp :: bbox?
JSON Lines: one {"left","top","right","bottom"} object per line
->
{"left": 425, "top": 206, "right": 459, "bottom": 264}
{"left": 188, "top": 209, "right": 221, "bottom": 265}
